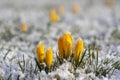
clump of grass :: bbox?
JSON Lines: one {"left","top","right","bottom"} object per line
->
{"left": 35, "top": 32, "right": 120, "bottom": 78}
{"left": 73, "top": 46, "right": 120, "bottom": 77}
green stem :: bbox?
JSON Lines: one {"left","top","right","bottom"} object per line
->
{"left": 96, "top": 48, "right": 98, "bottom": 70}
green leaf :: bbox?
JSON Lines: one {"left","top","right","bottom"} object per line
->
{"left": 92, "top": 51, "right": 95, "bottom": 59}
{"left": 34, "top": 58, "right": 42, "bottom": 71}
{"left": 78, "top": 49, "right": 87, "bottom": 66}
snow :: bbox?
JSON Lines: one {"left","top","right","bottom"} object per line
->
{"left": 0, "top": 0, "right": 120, "bottom": 80}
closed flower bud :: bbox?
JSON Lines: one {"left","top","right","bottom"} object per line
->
{"left": 73, "top": 4, "right": 79, "bottom": 14}
{"left": 106, "top": 0, "right": 115, "bottom": 7}
{"left": 50, "top": 9, "right": 59, "bottom": 22}
{"left": 62, "top": 32, "right": 73, "bottom": 58}
{"left": 36, "top": 43, "right": 45, "bottom": 63}
{"left": 58, "top": 6, "right": 64, "bottom": 14}
{"left": 22, "top": 22, "right": 27, "bottom": 33}
{"left": 74, "top": 38, "right": 84, "bottom": 62}
{"left": 45, "top": 47, "right": 53, "bottom": 68}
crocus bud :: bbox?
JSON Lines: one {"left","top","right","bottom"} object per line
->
{"left": 36, "top": 42, "right": 45, "bottom": 63}
{"left": 45, "top": 47, "right": 53, "bottom": 68}
{"left": 49, "top": 9, "right": 59, "bottom": 22}
{"left": 62, "top": 32, "right": 73, "bottom": 58}
{"left": 74, "top": 38, "right": 84, "bottom": 62}
{"left": 58, "top": 6, "right": 64, "bottom": 14}
{"left": 22, "top": 22, "right": 27, "bottom": 33}
{"left": 106, "top": 0, "right": 115, "bottom": 7}
{"left": 73, "top": 4, "right": 79, "bottom": 14}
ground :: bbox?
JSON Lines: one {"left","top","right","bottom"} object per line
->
{"left": 0, "top": 0, "right": 120, "bottom": 80}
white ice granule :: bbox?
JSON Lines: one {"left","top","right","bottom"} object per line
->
{"left": 18, "top": 71, "right": 25, "bottom": 80}
{"left": 48, "top": 62, "right": 75, "bottom": 80}
{"left": 7, "top": 51, "right": 16, "bottom": 60}
{"left": 39, "top": 70, "right": 47, "bottom": 80}
{"left": 76, "top": 72, "right": 96, "bottom": 80}
{"left": 0, "top": 68, "right": 5, "bottom": 77}
{"left": 49, "top": 68, "right": 74, "bottom": 80}
{"left": 117, "top": 46, "right": 120, "bottom": 53}
{"left": 106, "top": 54, "right": 115, "bottom": 60}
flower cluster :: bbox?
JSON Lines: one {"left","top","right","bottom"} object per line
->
{"left": 34, "top": 31, "right": 119, "bottom": 76}
{"left": 58, "top": 32, "right": 84, "bottom": 62}
{"left": 49, "top": 5, "right": 79, "bottom": 22}
{"left": 36, "top": 32, "right": 84, "bottom": 72}
{"left": 36, "top": 42, "right": 53, "bottom": 68}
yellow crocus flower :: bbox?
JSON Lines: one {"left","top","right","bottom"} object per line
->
{"left": 62, "top": 32, "right": 73, "bottom": 58}
{"left": 49, "top": 9, "right": 59, "bottom": 22}
{"left": 106, "top": 0, "right": 115, "bottom": 7}
{"left": 74, "top": 38, "right": 84, "bottom": 62}
{"left": 36, "top": 42, "right": 45, "bottom": 63}
{"left": 45, "top": 47, "right": 53, "bottom": 68}
{"left": 22, "top": 22, "right": 27, "bottom": 33}
{"left": 58, "top": 36, "right": 64, "bottom": 58}
{"left": 73, "top": 4, "right": 79, "bottom": 14}
{"left": 58, "top": 6, "right": 64, "bottom": 14}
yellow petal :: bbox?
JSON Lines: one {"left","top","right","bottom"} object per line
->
{"left": 58, "top": 36, "right": 64, "bottom": 58}
{"left": 36, "top": 43, "right": 45, "bottom": 63}
{"left": 45, "top": 47, "right": 53, "bottom": 68}
{"left": 63, "top": 32, "right": 73, "bottom": 43}
{"left": 74, "top": 38, "right": 84, "bottom": 62}
{"left": 62, "top": 32, "right": 73, "bottom": 58}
